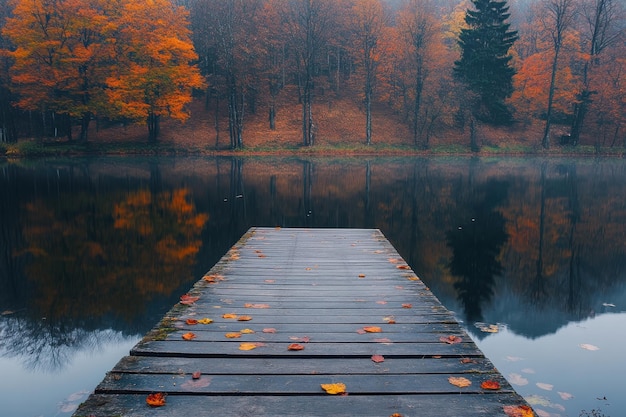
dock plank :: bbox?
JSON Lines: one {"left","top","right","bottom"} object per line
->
{"left": 74, "top": 228, "right": 533, "bottom": 417}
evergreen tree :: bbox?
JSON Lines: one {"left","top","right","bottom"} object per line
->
{"left": 454, "top": 0, "right": 518, "bottom": 125}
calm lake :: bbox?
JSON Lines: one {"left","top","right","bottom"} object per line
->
{"left": 1, "top": 156, "right": 625, "bottom": 417}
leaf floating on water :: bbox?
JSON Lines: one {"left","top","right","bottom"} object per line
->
{"left": 558, "top": 391, "right": 574, "bottom": 400}
{"left": 181, "top": 332, "right": 196, "bottom": 341}
{"left": 475, "top": 322, "right": 500, "bottom": 333}
{"left": 536, "top": 382, "right": 554, "bottom": 391}
{"left": 320, "top": 383, "right": 347, "bottom": 395}
{"left": 146, "top": 393, "right": 166, "bottom": 407}
{"left": 448, "top": 377, "right": 472, "bottom": 388}
{"left": 481, "top": 380, "right": 501, "bottom": 390}
{"left": 503, "top": 405, "right": 534, "bottom": 417}
{"left": 371, "top": 355, "right": 385, "bottom": 363}
{"left": 508, "top": 373, "right": 529, "bottom": 386}
{"left": 579, "top": 343, "right": 599, "bottom": 351}
{"left": 440, "top": 335, "right": 462, "bottom": 344}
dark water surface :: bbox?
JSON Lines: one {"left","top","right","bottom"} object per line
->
{"left": 1, "top": 156, "right": 625, "bottom": 417}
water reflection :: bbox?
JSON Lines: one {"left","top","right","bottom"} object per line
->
{"left": 1, "top": 156, "right": 625, "bottom": 379}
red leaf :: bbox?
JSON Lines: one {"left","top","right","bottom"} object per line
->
{"left": 440, "top": 335, "right": 462, "bottom": 344}
{"left": 288, "top": 343, "right": 305, "bottom": 351}
{"left": 186, "top": 318, "right": 198, "bottom": 325}
{"left": 192, "top": 371, "right": 201, "bottom": 379}
{"left": 180, "top": 294, "right": 200, "bottom": 305}
{"left": 481, "top": 380, "right": 501, "bottom": 390}
{"left": 371, "top": 355, "right": 385, "bottom": 363}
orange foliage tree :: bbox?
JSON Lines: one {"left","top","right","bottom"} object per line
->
{"left": 107, "top": 0, "right": 204, "bottom": 142}
{"left": 3, "top": 0, "right": 120, "bottom": 141}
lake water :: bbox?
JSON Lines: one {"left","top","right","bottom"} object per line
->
{"left": 1, "top": 156, "right": 625, "bottom": 417}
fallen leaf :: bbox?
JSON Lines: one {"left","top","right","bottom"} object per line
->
{"left": 363, "top": 326, "right": 382, "bottom": 333}
{"left": 180, "top": 294, "right": 200, "bottom": 305}
{"left": 508, "top": 373, "right": 529, "bottom": 386}
{"left": 264, "top": 279, "right": 275, "bottom": 283}
{"left": 376, "top": 300, "right": 387, "bottom": 305}
{"left": 239, "top": 343, "right": 258, "bottom": 351}
{"left": 222, "top": 313, "right": 237, "bottom": 319}
{"left": 448, "top": 377, "right": 472, "bottom": 388}
{"left": 181, "top": 377, "right": 212, "bottom": 389}
{"left": 356, "top": 328, "right": 367, "bottom": 334}
{"left": 579, "top": 343, "right": 599, "bottom": 351}
{"left": 374, "top": 338, "right": 393, "bottom": 344}
{"left": 481, "top": 380, "right": 501, "bottom": 390}
{"left": 402, "top": 303, "right": 412, "bottom": 309}
{"left": 203, "top": 274, "right": 224, "bottom": 284}
{"left": 225, "top": 332, "right": 242, "bottom": 338}
{"left": 186, "top": 318, "right": 198, "bottom": 325}
{"left": 146, "top": 393, "right": 166, "bottom": 407}
{"left": 536, "top": 382, "right": 553, "bottom": 391}
{"left": 371, "top": 355, "right": 385, "bottom": 363}
{"left": 390, "top": 414, "right": 404, "bottom": 417}
{"left": 289, "top": 336, "right": 310, "bottom": 343}
{"left": 244, "top": 303, "right": 270, "bottom": 309}
{"left": 503, "top": 405, "right": 534, "bottom": 417}
{"left": 396, "top": 265, "right": 410, "bottom": 270}
{"left": 197, "top": 318, "right": 213, "bottom": 324}
{"left": 321, "top": 383, "right": 347, "bottom": 395}
{"left": 237, "top": 315, "right": 252, "bottom": 321}
{"left": 558, "top": 391, "right": 574, "bottom": 400}
{"left": 406, "top": 276, "right": 420, "bottom": 281}
{"left": 240, "top": 328, "right": 255, "bottom": 334}
{"left": 182, "top": 332, "right": 196, "bottom": 341}
{"left": 192, "top": 371, "right": 201, "bottom": 379}
{"left": 440, "top": 335, "right": 463, "bottom": 344}
{"left": 388, "top": 258, "right": 400, "bottom": 263}
{"left": 288, "top": 343, "right": 305, "bottom": 351}
{"left": 263, "top": 328, "right": 277, "bottom": 333}
{"left": 358, "top": 274, "right": 366, "bottom": 278}
{"left": 460, "top": 358, "right": 477, "bottom": 364}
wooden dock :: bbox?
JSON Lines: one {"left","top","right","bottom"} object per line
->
{"left": 75, "top": 227, "right": 533, "bottom": 417}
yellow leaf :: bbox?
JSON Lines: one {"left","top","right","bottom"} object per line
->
{"left": 222, "top": 313, "right": 237, "bottom": 319}
{"left": 320, "top": 383, "right": 347, "bottom": 395}
{"left": 448, "top": 377, "right": 472, "bottom": 388}
{"left": 225, "top": 332, "right": 241, "bottom": 338}
{"left": 197, "top": 318, "right": 213, "bottom": 324}
{"left": 239, "top": 343, "right": 258, "bottom": 351}
{"left": 240, "top": 328, "right": 255, "bottom": 334}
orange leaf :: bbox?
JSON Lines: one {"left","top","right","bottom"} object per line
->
{"left": 180, "top": 294, "right": 200, "bottom": 305}
{"left": 371, "top": 355, "right": 385, "bottom": 363}
{"left": 222, "top": 313, "right": 237, "bottom": 319}
{"left": 239, "top": 342, "right": 258, "bottom": 351}
{"left": 288, "top": 343, "right": 305, "bottom": 351}
{"left": 263, "top": 328, "right": 277, "bottom": 333}
{"left": 440, "top": 335, "right": 463, "bottom": 344}
{"left": 225, "top": 332, "right": 242, "bottom": 338}
{"left": 237, "top": 315, "right": 252, "bottom": 321}
{"left": 481, "top": 380, "right": 501, "bottom": 390}
{"left": 146, "top": 392, "right": 166, "bottom": 407}
{"left": 192, "top": 371, "right": 201, "bottom": 379}
{"left": 203, "top": 274, "right": 224, "bottom": 283}
{"left": 448, "top": 377, "right": 472, "bottom": 388}
{"left": 402, "top": 303, "right": 412, "bottom": 309}
{"left": 240, "top": 328, "right": 255, "bottom": 334}
{"left": 320, "top": 383, "right": 346, "bottom": 395}
{"left": 396, "top": 265, "right": 410, "bottom": 270}
{"left": 363, "top": 326, "right": 382, "bottom": 333}
{"left": 186, "top": 318, "right": 198, "bottom": 325}
{"left": 503, "top": 405, "right": 534, "bottom": 417}
{"left": 358, "top": 273, "right": 366, "bottom": 278}
{"left": 244, "top": 303, "right": 270, "bottom": 309}
{"left": 390, "top": 414, "right": 404, "bottom": 417}
{"left": 182, "top": 332, "right": 196, "bottom": 340}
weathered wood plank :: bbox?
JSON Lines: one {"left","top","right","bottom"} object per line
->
{"left": 73, "top": 227, "right": 533, "bottom": 417}
{"left": 76, "top": 393, "right": 527, "bottom": 417}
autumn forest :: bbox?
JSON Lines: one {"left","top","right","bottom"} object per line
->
{"left": 0, "top": 0, "right": 624, "bottom": 150}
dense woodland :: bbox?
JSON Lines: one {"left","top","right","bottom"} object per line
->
{"left": 0, "top": 0, "right": 624, "bottom": 150}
